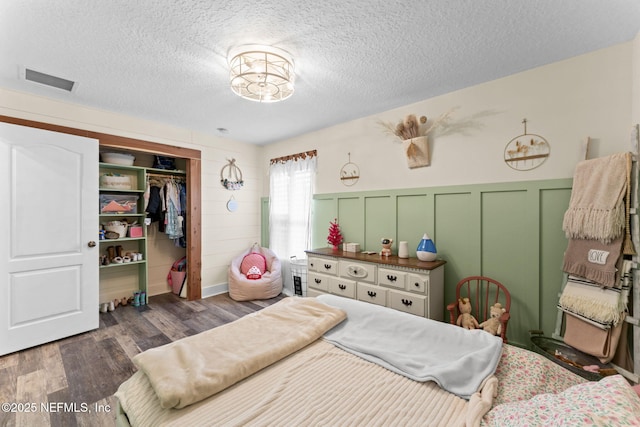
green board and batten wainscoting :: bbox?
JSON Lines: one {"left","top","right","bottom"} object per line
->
{"left": 262, "top": 178, "right": 573, "bottom": 347}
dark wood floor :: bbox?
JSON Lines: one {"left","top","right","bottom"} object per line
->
{"left": 0, "top": 292, "right": 286, "bottom": 427}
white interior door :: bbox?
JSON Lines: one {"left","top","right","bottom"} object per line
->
{"left": 0, "top": 122, "right": 99, "bottom": 356}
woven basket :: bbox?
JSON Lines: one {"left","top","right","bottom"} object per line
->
{"left": 100, "top": 175, "right": 132, "bottom": 190}
{"left": 104, "top": 223, "right": 128, "bottom": 238}
{"left": 104, "top": 231, "right": 120, "bottom": 239}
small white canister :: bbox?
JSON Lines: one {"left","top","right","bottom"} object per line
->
{"left": 398, "top": 241, "right": 409, "bottom": 258}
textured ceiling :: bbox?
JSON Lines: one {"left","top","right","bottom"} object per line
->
{"left": 1, "top": 1, "right": 639, "bottom": 145}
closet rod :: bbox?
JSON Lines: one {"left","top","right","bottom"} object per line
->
{"left": 147, "top": 173, "right": 185, "bottom": 180}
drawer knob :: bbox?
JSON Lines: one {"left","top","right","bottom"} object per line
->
{"left": 401, "top": 298, "right": 413, "bottom": 307}
{"left": 314, "top": 278, "right": 322, "bottom": 284}
{"left": 414, "top": 282, "right": 420, "bottom": 287}
{"left": 387, "top": 274, "right": 397, "bottom": 282}
{"left": 310, "top": 262, "right": 314, "bottom": 268}
{"left": 347, "top": 266, "right": 367, "bottom": 278}
{"left": 367, "top": 291, "right": 377, "bottom": 297}
{"left": 324, "top": 263, "right": 332, "bottom": 270}
{"left": 338, "top": 284, "right": 346, "bottom": 290}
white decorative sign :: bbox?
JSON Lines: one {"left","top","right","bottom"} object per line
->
{"left": 588, "top": 249, "right": 610, "bottom": 265}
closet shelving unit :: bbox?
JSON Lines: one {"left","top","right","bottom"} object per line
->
{"left": 99, "top": 162, "right": 148, "bottom": 303}
{"left": 98, "top": 162, "right": 187, "bottom": 304}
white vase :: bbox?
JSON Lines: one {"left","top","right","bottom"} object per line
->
{"left": 398, "top": 241, "right": 409, "bottom": 258}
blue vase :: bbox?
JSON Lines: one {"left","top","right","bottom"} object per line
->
{"left": 416, "top": 233, "right": 437, "bottom": 261}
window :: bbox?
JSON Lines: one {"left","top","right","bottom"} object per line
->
{"left": 269, "top": 152, "right": 317, "bottom": 259}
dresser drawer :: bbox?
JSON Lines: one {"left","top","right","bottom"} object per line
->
{"left": 407, "top": 272, "right": 429, "bottom": 294}
{"left": 388, "top": 290, "right": 426, "bottom": 317}
{"left": 339, "top": 260, "right": 376, "bottom": 283}
{"left": 329, "top": 277, "right": 356, "bottom": 299}
{"left": 357, "top": 283, "right": 387, "bottom": 306}
{"left": 309, "top": 257, "right": 338, "bottom": 275}
{"left": 378, "top": 267, "right": 406, "bottom": 289}
{"left": 306, "top": 249, "right": 445, "bottom": 320}
{"left": 308, "top": 272, "right": 330, "bottom": 292}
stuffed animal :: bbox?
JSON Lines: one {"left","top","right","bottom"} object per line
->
{"left": 456, "top": 297, "right": 479, "bottom": 330}
{"left": 380, "top": 238, "right": 393, "bottom": 257}
{"left": 479, "top": 302, "right": 506, "bottom": 336}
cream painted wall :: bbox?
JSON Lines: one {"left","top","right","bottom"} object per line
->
{"left": 633, "top": 32, "right": 640, "bottom": 126}
{"left": 0, "top": 88, "right": 263, "bottom": 295}
{"left": 1, "top": 38, "right": 636, "bottom": 296}
{"left": 261, "top": 42, "right": 635, "bottom": 196}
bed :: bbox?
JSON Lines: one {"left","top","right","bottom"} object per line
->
{"left": 114, "top": 295, "right": 640, "bottom": 427}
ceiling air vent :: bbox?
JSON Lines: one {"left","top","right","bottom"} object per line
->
{"left": 24, "top": 68, "right": 75, "bottom": 92}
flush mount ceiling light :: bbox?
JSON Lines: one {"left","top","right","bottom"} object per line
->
{"left": 228, "top": 45, "right": 295, "bottom": 103}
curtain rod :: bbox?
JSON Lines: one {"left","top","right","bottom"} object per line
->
{"left": 270, "top": 149, "right": 317, "bottom": 165}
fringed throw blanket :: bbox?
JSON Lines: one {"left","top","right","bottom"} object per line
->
{"left": 562, "top": 235, "right": 623, "bottom": 287}
{"left": 562, "top": 152, "right": 629, "bottom": 243}
{"left": 558, "top": 275, "right": 629, "bottom": 326}
{"left": 132, "top": 297, "right": 346, "bottom": 409}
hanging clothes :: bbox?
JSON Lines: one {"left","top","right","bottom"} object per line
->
{"left": 164, "top": 178, "right": 183, "bottom": 241}
{"left": 145, "top": 174, "right": 187, "bottom": 247}
{"left": 145, "top": 177, "right": 166, "bottom": 232}
{"left": 177, "top": 181, "right": 187, "bottom": 248}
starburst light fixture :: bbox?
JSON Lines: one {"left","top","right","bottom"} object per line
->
{"left": 228, "top": 45, "right": 295, "bottom": 103}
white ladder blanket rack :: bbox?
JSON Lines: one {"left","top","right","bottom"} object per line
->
{"left": 553, "top": 124, "right": 640, "bottom": 384}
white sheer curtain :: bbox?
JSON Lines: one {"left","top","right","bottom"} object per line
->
{"left": 269, "top": 155, "right": 317, "bottom": 263}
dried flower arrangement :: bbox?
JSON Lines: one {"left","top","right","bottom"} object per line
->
{"left": 378, "top": 110, "right": 456, "bottom": 168}
{"left": 378, "top": 110, "right": 455, "bottom": 142}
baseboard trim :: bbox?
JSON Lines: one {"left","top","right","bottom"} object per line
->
{"left": 202, "top": 283, "right": 229, "bottom": 299}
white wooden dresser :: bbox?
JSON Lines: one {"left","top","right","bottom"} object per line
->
{"left": 305, "top": 248, "right": 446, "bottom": 321}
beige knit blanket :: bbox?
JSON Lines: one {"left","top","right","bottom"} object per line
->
{"left": 562, "top": 152, "right": 629, "bottom": 243}
{"left": 132, "top": 297, "right": 346, "bottom": 409}
{"left": 117, "top": 340, "right": 498, "bottom": 427}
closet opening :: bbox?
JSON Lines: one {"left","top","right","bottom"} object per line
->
{"left": 99, "top": 150, "right": 192, "bottom": 302}
{"left": 0, "top": 115, "right": 202, "bottom": 301}
{"left": 99, "top": 136, "right": 201, "bottom": 301}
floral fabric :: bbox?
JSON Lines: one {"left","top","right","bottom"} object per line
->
{"left": 492, "top": 344, "right": 586, "bottom": 406}
{"left": 484, "top": 374, "right": 640, "bottom": 426}
{"left": 483, "top": 345, "right": 640, "bottom": 426}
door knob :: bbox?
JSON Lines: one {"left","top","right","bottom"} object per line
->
{"left": 88, "top": 241, "right": 96, "bottom": 247}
